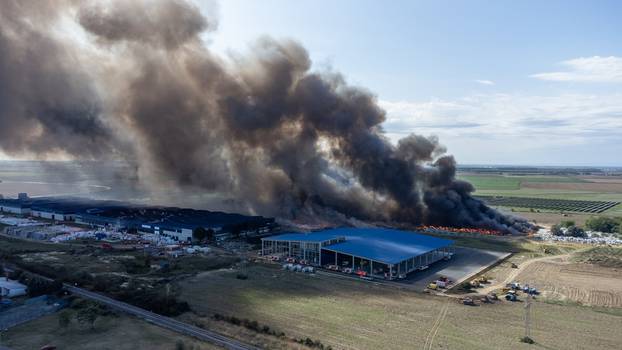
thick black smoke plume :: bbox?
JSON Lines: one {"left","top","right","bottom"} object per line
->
{"left": 0, "top": 0, "right": 531, "bottom": 233}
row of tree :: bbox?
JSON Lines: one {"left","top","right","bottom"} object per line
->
{"left": 551, "top": 224, "right": 587, "bottom": 238}
{"left": 551, "top": 216, "right": 622, "bottom": 238}
{"left": 58, "top": 299, "right": 116, "bottom": 330}
{"left": 192, "top": 227, "right": 215, "bottom": 242}
{"left": 585, "top": 216, "right": 622, "bottom": 234}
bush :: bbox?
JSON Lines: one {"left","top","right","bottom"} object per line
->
{"left": 70, "top": 299, "right": 116, "bottom": 317}
{"left": 17, "top": 274, "right": 63, "bottom": 297}
{"left": 560, "top": 220, "right": 575, "bottom": 228}
{"left": 212, "top": 313, "right": 286, "bottom": 338}
{"left": 76, "top": 305, "right": 99, "bottom": 330}
{"left": 58, "top": 310, "right": 72, "bottom": 328}
{"left": 585, "top": 217, "right": 621, "bottom": 234}
{"left": 115, "top": 289, "right": 190, "bottom": 316}
{"left": 550, "top": 224, "right": 563, "bottom": 236}
{"left": 236, "top": 273, "right": 248, "bottom": 280}
{"left": 520, "top": 336, "right": 535, "bottom": 344}
{"left": 121, "top": 258, "right": 151, "bottom": 274}
{"left": 8, "top": 269, "right": 23, "bottom": 280}
{"left": 211, "top": 312, "right": 329, "bottom": 346}
{"left": 566, "top": 226, "right": 586, "bottom": 238}
{"left": 69, "top": 300, "right": 115, "bottom": 331}
{"left": 296, "top": 337, "right": 332, "bottom": 349}
{"left": 551, "top": 224, "right": 586, "bottom": 238}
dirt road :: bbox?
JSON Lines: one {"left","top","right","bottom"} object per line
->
{"left": 478, "top": 254, "right": 570, "bottom": 294}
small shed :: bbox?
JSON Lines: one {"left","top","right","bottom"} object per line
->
{"left": 0, "top": 277, "right": 28, "bottom": 298}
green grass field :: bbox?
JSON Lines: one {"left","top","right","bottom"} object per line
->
{"left": 459, "top": 173, "right": 622, "bottom": 217}
{"left": 458, "top": 175, "right": 587, "bottom": 191}
{"left": 0, "top": 234, "right": 72, "bottom": 255}
{"left": 177, "top": 264, "right": 622, "bottom": 350}
{"left": 572, "top": 246, "right": 622, "bottom": 268}
{"left": 459, "top": 175, "right": 522, "bottom": 190}
{"left": 2, "top": 312, "right": 216, "bottom": 350}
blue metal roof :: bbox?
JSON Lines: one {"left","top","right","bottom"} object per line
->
{"left": 263, "top": 231, "right": 344, "bottom": 243}
{"left": 267, "top": 228, "right": 453, "bottom": 265}
{"left": 0, "top": 199, "right": 31, "bottom": 208}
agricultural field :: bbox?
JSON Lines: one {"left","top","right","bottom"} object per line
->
{"left": 458, "top": 175, "right": 522, "bottom": 190}
{"left": 458, "top": 172, "right": 622, "bottom": 224}
{"left": 175, "top": 262, "right": 622, "bottom": 350}
{"left": 478, "top": 246, "right": 622, "bottom": 308}
{"left": 476, "top": 196, "right": 619, "bottom": 213}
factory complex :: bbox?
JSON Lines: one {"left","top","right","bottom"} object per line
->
{"left": 262, "top": 228, "right": 454, "bottom": 280}
{"left": 0, "top": 195, "right": 275, "bottom": 242}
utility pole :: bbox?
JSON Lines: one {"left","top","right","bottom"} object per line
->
{"left": 524, "top": 294, "right": 533, "bottom": 340}
{"left": 165, "top": 282, "right": 171, "bottom": 303}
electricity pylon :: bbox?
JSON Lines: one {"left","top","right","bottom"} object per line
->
{"left": 524, "top": 293, "right": 533, "bottom": 339}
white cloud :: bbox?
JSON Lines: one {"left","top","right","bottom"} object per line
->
{"left": 379, "top": 93, "right": 622, "bottom": 165}
{"left": 531, "top": 56, "right": 622, "bottom": 83}
{"left": 474, "top": 79, "right": 495, "bottom": 85}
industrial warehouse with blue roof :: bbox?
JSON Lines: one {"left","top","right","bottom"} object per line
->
{"left": 261, "top": 228, "right": 454, "bottom": 280}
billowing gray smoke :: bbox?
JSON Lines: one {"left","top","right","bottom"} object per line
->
{"left": 0, "top": 0, "right": 531, "bottom": 233}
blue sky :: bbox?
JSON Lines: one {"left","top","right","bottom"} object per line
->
{"left": 198, "top": 0, "right": 622, "bottom": 166}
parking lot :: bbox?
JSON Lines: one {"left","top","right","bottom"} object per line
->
{"left": 397, "top": 247, "right": 511, "bottom": 291}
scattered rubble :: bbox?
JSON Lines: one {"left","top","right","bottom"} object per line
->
{"left": 535, "top": 228, "right": 622, "bottom": 245}
{"left": 0, "top": 215, "right": 42, "bottom": 227}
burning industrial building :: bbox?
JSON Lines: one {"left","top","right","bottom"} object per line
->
{"left": 0, "top": 0, "right": 531, "bottom": 233}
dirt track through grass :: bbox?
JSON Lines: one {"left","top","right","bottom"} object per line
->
{"left": 423, "top": 299, "right": 449, "bottom": 350}
{"left": 479, "top": 254, "right": 570, "bottom": 295}
{"left": 477, "top": 247, "right": 622, "bottom": 308}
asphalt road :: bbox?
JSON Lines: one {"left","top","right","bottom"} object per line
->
{"left": 397, "top": 247, "right": 511, "bottom": 290}
{"left": 65, "top": 285, "right": 260, "bottom": 350}
{"left": 314, "top": 247, "right": 510, "bottom": 293}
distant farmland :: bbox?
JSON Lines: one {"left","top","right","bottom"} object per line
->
{"left": 476, "top": 195, "right": 620, "bottom": 213}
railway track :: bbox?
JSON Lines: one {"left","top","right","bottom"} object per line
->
{"left": 4, "top": 265, "right": 259, "bottom": 350}
{"left": 65, "top": 285, "right": 260, "bottom": 350}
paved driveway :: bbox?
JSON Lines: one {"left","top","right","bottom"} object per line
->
{"left": 397, "top": 247, "right": 511, "bottom": 291}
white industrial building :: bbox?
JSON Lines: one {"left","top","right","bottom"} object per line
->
{"left": 30, "top": 207, "right": 75, "bottom": 222}
{"left": 0, "top": 200, "right": 31, "bottom": 215}
{"left": 140, "top": 223, "right": 194, "bottom": 242}
{"left": 0, "top": 277, "right": 27, "bottom": 298}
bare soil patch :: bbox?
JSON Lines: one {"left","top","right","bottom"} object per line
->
{"left": 515, "top": 260, "right": 622, "bottom": 307}
{"left": 506, "top": 211, "right": 593, "bottom": 226}
{"left": 578, "top": 176, "right": 622, "bottom": 184}
{"left": 473, "top": 249, "right": 619, "bottom": 308}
